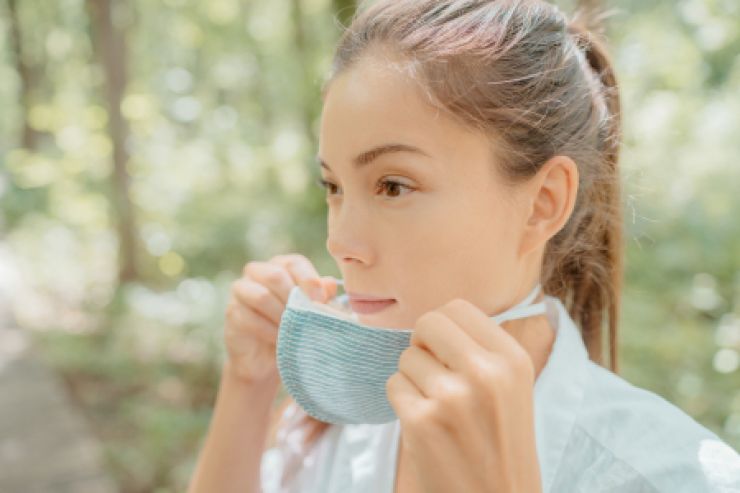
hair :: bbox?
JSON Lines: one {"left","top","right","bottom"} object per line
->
{"left": 269, "top": 0, "right": 624, "bottom": 458}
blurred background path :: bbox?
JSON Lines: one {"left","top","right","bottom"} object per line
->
{"left": 0, "top": 247, "right": 117, "bottom": 493}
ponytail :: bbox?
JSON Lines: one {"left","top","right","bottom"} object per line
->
{"left": 547, "top": 8, "right": 623, "bottom": 374}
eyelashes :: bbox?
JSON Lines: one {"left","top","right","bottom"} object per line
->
{"left": 315, "top": 177, "right": 413, "bottom": 199}
{"left": 315, "top": 177, "right": 339, "bottom": 195}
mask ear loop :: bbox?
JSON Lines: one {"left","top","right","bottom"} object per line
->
{"left": 491, "top": 284, "right": 547, "bottom": 325}
{"left": 328, "top": 278, "right": 545, "bottom": 324}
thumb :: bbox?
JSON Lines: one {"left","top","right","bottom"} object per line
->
{"left": 320, "top": 276, "right": 339, "bottom": 301}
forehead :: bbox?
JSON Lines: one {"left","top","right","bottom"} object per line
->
{"left": 318, "top": 53, "right": 489, "bottom": 166}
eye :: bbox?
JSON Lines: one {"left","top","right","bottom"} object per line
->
{"left": 315, "top": 177, "right": 341, "bottom": 195}
{"left": 376, "top": 178, "right": 413, "bottom": 198}
{"left": 314, "top": 176, "right": 414, "bottom": 199}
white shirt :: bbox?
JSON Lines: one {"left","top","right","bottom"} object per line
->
{"left": 260, "top": 295, "right": 740, "bottom": 492}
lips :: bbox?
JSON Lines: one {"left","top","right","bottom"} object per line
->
{"left": 347, "top": 293, "right": 397, "bottom": 314}
{"left": 348, "top": 299, "right": 396, "bottom": 314}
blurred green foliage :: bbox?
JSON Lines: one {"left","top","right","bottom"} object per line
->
{"left": 0, "top": 0, "right": 738, "bottom": 491}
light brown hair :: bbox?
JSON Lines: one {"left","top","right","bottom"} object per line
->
{"left": 270, "top": 0, "right": 623, "bottom": 456}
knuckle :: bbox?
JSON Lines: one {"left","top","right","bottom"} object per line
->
{"left": 466, "top": 353, "right": 497, "bottom": 383}
{"left": 397, "top": 348, "right": 413, "bottom": 372}
{"left": 226, "top": 307, "right": 270, "bottom": 342}
{"left": 408, "top": 330, "right": 419, "bottom": 346}
{"left": 285, "top": 254, "right": 301, "bottom": 266}
{"left": 263, "top": 266, "right": 287, "bottom": 285}
{"left": 475, "top": 355, "right": 521, "bottom": 392}
{"left": 437, "top": 376, "right": 470, "bottom": 409}
{"left": 415, "top": 310, "right": 441, "bottom": 329}
{"left": 446, "top": 298, "right": 471, "bottom": 311}
{"left": 285, "top": 253, "right": 307, "bottom": 265}
{"left": 252, "top": 285, "right": 273, "bottom": 306}
{"left": 246, "top": 260, "right": 290, "bottom": 287}
{"left": 231, "top": 279, "right": 270, "bottom": 307}
{"left": 243, "top": 260, "right": 261, "bottom": 277}
{"left": 511, "top": 351, "right": 535, "bottom": 379}
{"left": 403, "top": 413, "right": 423, "bottom": 433}
{"left": 286, "top": 255, "right": 318, "bottom": 282}
{"left": 406, "top": 401, "right": 438, "bottom": 430}
{"left": 270, "top": 253, "right": 302, "bottom": 268}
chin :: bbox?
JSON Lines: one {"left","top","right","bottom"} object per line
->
{"left": 357, "top": 306, "right": 413, "bottom": 330}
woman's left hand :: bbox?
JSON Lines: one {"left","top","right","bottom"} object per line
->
{"left": 386, "top": 298, "right": 543, "bottom": 493}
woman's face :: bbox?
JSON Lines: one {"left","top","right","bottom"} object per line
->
{"left": 318, "top": 54, "right": 533, "bottom": 328}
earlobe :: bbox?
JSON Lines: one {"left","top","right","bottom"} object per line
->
{"left": 519, "top": 155, "right": 579, "bottom": 257}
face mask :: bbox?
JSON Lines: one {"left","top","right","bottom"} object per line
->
{"left": 276, "top": 278, "right": 547, "bottom": 425}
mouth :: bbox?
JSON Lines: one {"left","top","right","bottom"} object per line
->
{"left": 347, "top": 298, "right": 397, "bottom": 314}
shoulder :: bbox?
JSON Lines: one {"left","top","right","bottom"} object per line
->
{"left": 261, "top": 416, "right": 401, "bottom": 493}
{"left": 260, "top": 399, "right": 340, "bottom": 493}
{"left": 555, "top": 361, "right": 740, "bottom": 492}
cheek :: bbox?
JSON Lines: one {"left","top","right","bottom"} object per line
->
{"left": 396, "top": 194, "right": 518, "bottom": 299}
{"left": 366, "top": 190, "right": 519, "bottom": 322}
{"left": 398, "top": 192, "right": 511, "bottom": 260}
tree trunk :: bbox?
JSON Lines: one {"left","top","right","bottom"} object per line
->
{"left": 6, "top": 0, "right": 42, "bottom": 150}
{"left": 289, "top": 0, "right": 315, "bottom": 142}
{"left": 86, "top": 0, "right": 138, "bottom": 283}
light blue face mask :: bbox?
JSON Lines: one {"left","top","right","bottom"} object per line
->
{"left": 276, "top": 278, "right": 547, "bottom": 425}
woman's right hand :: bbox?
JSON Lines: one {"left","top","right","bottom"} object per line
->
{"left": 224, "top": 254, "right": 338, "bottom": 388}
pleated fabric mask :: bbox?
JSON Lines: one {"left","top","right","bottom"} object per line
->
{"left": 276, "top": 278, "right": 547, "bottom": 425}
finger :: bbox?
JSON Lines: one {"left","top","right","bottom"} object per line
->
{"left": 320, "top": 275, "right": 339, "bottom": 301}
{"left": 386, "top": 371, "right": 425, "bottom": 419}
{"left": 227, "top": 303, "right": 278, "bottom": 346}
{"left": 411, "top": 310, "right": 483, "bottom": 372}
{"left": 436, "top": 299, "right": 519, "bottom": 353}
{"left": 397, "top": 345, "right": 454, "bottom": 399}
{"left": 244, "top": 261, "right": 295, "bottom": 305}
{"left": 270, "top": 254, "right": 325, "bottom": 302}
{"left": 232, "top": 278, "right": 284, "bottom": 326}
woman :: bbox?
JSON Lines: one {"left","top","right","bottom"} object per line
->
{"left": 187, "top": 1, "right": 740, "bottom": 492}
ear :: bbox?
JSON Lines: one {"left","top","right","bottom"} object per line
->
{"left": 518, "top": 155, "right": 579, "bottom": 258}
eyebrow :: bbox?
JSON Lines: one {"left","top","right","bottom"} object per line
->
{"left": 316, "top": 143, "right": 430, "bottom": 171}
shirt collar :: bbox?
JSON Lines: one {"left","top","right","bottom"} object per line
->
{"left": 533, "top": 295, "right": 590, "bottom": 493}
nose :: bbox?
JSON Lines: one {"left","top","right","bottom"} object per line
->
{"left": 325, "top": 205, "right": 374, "bottom": 266}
